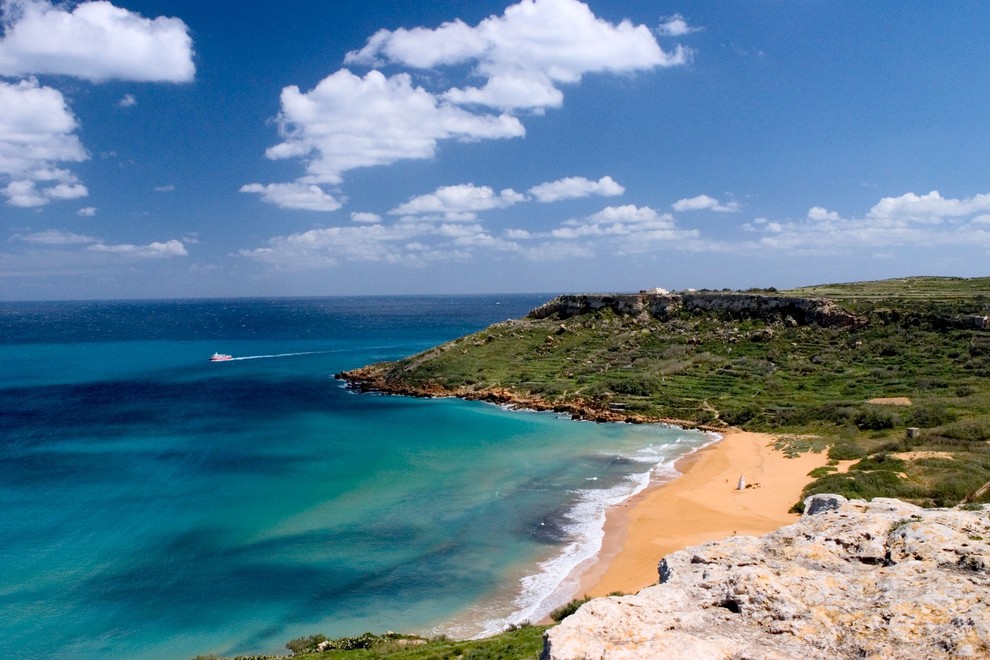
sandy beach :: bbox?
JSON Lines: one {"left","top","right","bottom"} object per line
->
{"left": 577, "top": 429, "right": 829, "bottom": 597}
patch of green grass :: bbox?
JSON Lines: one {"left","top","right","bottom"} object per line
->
{"left": 199, "top": 625, "right": 550, "bottom": 660}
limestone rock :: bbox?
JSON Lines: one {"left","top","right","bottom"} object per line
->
{"left": 543, "top": 497, "right": 990, "bottom": 659}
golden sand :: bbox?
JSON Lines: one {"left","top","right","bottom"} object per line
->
{"left": 576, "top": 429, "right": 829, "bottom": 597}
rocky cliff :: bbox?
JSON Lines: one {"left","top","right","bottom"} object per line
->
{"left": 543, "top": 495, "right": 990, "bottom": 659}
{"left": 528, "top": 291, "right": 861, "bottom": 327}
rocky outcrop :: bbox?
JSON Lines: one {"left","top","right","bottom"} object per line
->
{"left": 337, "top": 364, "right": 704, "bottom": 427}
{"left": 529, "top": 292, "right": 861, "bottom": 327}
{"left": 542, "top": 495, "right": 990, "bottom": 659}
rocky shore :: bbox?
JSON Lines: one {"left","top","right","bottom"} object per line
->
{"left": 543, "top": 494, "right": 990, "bottom": 659}
{"left": 337, "top": 363, "right": 705, "bottom": 427}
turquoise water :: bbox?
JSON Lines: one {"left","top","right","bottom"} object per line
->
{"left": 0, "top": 297, "right": 712, "bottom": 659}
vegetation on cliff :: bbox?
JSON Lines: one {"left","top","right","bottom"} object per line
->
{"left": 340, "top": 276, "right": 990, "bottom": 508}
{"left": 192, "top": 624, "right": 547, "bottom": 660}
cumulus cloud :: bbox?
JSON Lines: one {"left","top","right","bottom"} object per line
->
{"left": 351, "top": 211, "right": 382, "bottom": 223}
{"left": 390, "top": 183, "right": 526, "bottom": 219}
{"left": 867, "top": 190, "right": 990, "bottom": 223}
{"left": 0, "top": 0, "right": 195, "bottom": 82}
{"left": 0, "top": 3, "right": 194, "bottom": 207}
{"left": 87, "top": 239, "right": 187, "bottom": 257}
{"left": 0, "top": 79, "right": 89, "bottom": 206}
{"left": 672, "top": 194, "right": 739, "bottom": 212}
{"left": 10, "top": 228, "right": 186, "bottom": 258}
{"left": 239, "top": 182, "right": 343, "bottom": 212}
{"left": 528, "top": 175, "right": 624, "bottom": 202}
{"left": 657, "top": 13, "right": 701, "bottom": 37}
{"left": 549, "top": 204, "right": 699, "bottom": 252}
{"left": 807, "top": 206, "right": 841, "bottom": 222}
{"left": 240, "top": 222, "right": 466, "bottom": 268}
{"left": 346, "top": 0, "right": 688, "bottom": 112}
{"left": 77, "top": 206, "right": 96, "bottom": 216}
{"left": 250, "top": 1, "right": 688, "bottom": 209}
{"left": 118, "top": 93, "right": 136, "bottom": 107}
{"left": 746, "top": 190, "right": 990, "bottom": 254}
{"left": 265, "top": 69, "right": 524, "bottom": 187}
{"left": 241, "top": 199, "right": 718, "bottom": 269}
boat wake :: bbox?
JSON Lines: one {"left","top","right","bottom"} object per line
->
{"left": 226, "top": 351, "right": 327, "bottom": 361}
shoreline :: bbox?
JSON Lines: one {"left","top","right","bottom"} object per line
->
{"left": 572, "top": 429, "right": 828, "bottom": 598}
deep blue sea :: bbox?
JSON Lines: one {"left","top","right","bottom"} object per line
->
{"left": 0, "top": 296, "right": 713, "bottom": 659}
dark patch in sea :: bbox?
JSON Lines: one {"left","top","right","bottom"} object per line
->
{"left": 528, "top": 506, "right": 573, "bottom": 544}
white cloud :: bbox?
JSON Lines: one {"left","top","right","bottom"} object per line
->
{"left": 87, "top": 239, "right": 187, "bottom": 257}
{"left": 346, "top": 0, "right": 688, "bottom": 112}
{"left": 587, "top": 204, "right": 671, "bottom": 224}
{"left": 351, "top": 211, "right": 382, "bottom": 223}
{"left": 249, "top": 1, "right": 685, "bottom": 209}
{"left": 11, "top": 228, "right": 185, "bottom": 258}
{"left": 0, "top": 79, "right": 89, "bottom": 207}
{"left": 672, "top": 194, "right": 739, "bottom": 212}
{"left": 13, "top": 228, "right": 96, "bottom": 244}
{"left": 239, "top": 182, "right": 343, "bottom": 212}
{"left": 867, "top": 190, "right": 990, "bottom": 223}
{"left": 807, "top": 206, "right": 841, "bottom": 222}
{"left": 118, "top": 93, "right": 136, "bottom": 108}
{"left": 0, "top": 0, "right": 195, "bottom": 82}
{"left": 528, "top": 175, "right": 624, "bottom": 202}
{"left": 265, "top": 69, "right": 524, "bottom": 185}
{"left": 239, "top": 213, "right": 525, "bottom": 268}
{"left": 657, "top": 13, "right": 701, "bottom": 37}
{"left": 390, "top": 183, "right": 525, "bottom": 219}
{"left": 549, "top": 204, "right": 699, "bottom": 252}
{"left": 747, "top": 190, "right": 990, "bottom": 254}
{"left": 43, "top": 182, "right": 88, "bottom": 199}
{"left": 77, "top": 206, "right": 96, "bottom": 216}
{"left": 241, "top": 200, "right": 719, "bottom": 270}
{"left": 153, "top": 184, "right": 175, "bottom": 192}
{"left": 241, "top": 223, "right": 425, "bottom": 267}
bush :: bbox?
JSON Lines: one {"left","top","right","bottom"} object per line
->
{"left": 854, "top": 407, "right": 899, "bottom": 430}
{"left": 907, "top": 404, "right": 957, "bottom": 428}
{"left": 550, "top": 596, "right": 591, "bottom": 622}
{"left": 940, "top": 418, "right": 990, "bottom": 442}
{"left": 285, "top": 634, "right": 327, "bottom": 655}
{"left": 850, "top": 453, "right": 907, "bottom": 472}
{"left": 829, "top": 443, "right": 867, "bottom": 460}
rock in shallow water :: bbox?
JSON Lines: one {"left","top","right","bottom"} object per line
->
{"left": 542, "top": 496, "right": 990, "bottom": 660}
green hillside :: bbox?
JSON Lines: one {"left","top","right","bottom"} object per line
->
{"left": 342, "top": 277, "right": 990, "bottom": 508}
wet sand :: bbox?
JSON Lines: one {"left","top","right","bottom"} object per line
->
{"left": 576, "top": 429, "right": 829, "bottom": 597}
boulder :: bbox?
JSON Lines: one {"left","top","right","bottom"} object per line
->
{"left": 543, "top": 497, "right": 990, "bottom": 659}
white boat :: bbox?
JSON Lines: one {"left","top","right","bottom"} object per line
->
{"left": 209, "top": 352, "right": 233, "bottom": 362}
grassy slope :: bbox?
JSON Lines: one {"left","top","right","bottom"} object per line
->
{"left": 194, "top": 625, "right": 548, "bottom": 660}
{"left": 351, "top": 276, "right": 990, "bottom": 508}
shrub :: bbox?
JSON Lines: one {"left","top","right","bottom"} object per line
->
{"left": 907, "top": 404, "right": 957, "bottom": 428}
{"left": 829, "top": 443, "right": 867, "bottom": 460}
{"left": 854, "top": 407, "right": 899, "bottom": 431}
{"left": 850, "top": 453, "right": 907, "bottom": 472}
{"left": 550, "top": 596, "right": 591, "bottom": 622}
{"left": 940, "top": 418, "right": 990, "bottom": 442}
{"left": 285, "top": 634, "right": 327, "bottom": 655}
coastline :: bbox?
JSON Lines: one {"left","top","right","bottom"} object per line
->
{"left": 337, "top": 370, "right": 829, "bottom": 623}
{"left": 573, "top": 429, "right": 829, "bottom": 598}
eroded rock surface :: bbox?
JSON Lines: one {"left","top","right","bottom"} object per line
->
{"left": 543, "top": 495, "right": 990, "bottom": 659}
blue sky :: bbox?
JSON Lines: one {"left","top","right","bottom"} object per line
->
{"left": 2, "top": 0, "right": 989, "bottom": 300}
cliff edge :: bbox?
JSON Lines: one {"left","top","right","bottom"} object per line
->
{"left": 543, "top": 495, "right": 990, "bottom": 659}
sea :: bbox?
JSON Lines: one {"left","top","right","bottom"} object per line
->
{"left": 0, "top": 296, "right": 715, "bottom": 659}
